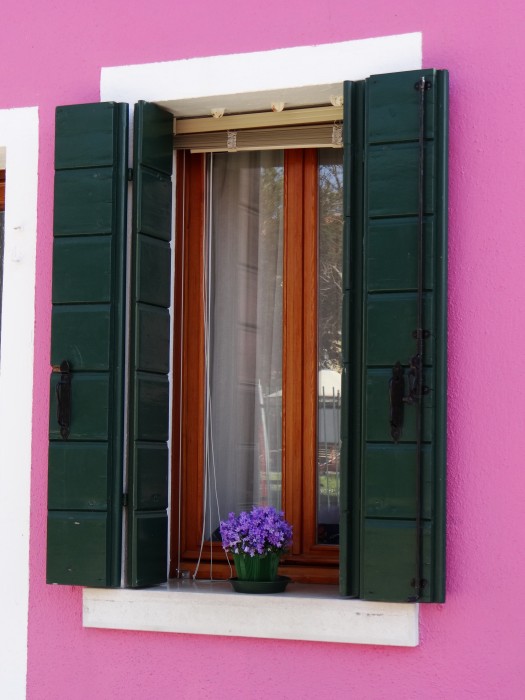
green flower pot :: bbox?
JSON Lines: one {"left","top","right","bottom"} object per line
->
{"left": 233, "top": 552, "right": 280, "bottom": 582}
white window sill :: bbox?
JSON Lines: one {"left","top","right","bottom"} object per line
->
{"left": 83, "top": 580, "right": 418, "bottom": 646}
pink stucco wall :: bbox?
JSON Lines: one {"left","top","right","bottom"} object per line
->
{"left": 3, "top": 0, "right": 524, "bottom": 697}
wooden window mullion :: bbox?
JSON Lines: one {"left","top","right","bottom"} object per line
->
{"left": 282, "top": 150, "right": 305, "bottom": 555}
{"left": 301, "top": 149, "right": 320, "bottom": 556}
{"left": 170, "top": 152, "right": 207, "bottom": 576}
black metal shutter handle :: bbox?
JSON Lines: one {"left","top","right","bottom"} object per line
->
{"left": 55, "top": 360, "right": 72, "bottom": 440}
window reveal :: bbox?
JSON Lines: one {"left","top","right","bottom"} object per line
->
{"left": 205, "top": 151, "right": 284, "bottom": 537}
{"left": 172, "top": 148, "right": 343, "bottom": 584}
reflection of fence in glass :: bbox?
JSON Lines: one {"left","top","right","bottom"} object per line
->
{"left": 317, "top": 151, "right": 343, "bottom": 545}
{"left": 257, "top": 385, "right": 282, "bottom": 509}
{"left": 256, "top": 371, "right": 341, "bottom": 545}
{"left": 317, "top": 369, "right": 341, "bottom": 544}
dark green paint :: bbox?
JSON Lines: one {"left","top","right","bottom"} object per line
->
{"left": 340, "top": 79, "right": 364, "bottom": 598}
{"left": 55, "top": 102, "right": 120, "bottom": 170}
{"left": 127, "top": 102, "right": 173, "bottom": 587}
{"left": 136, "top": 169, "right": 172, "bottom": 241}
{"left": 54, "top": 168, "right": 116, "bottom": 236}
{"left": 47, "top": 511, "right": 108, "bottom": 587}
{"left": 367, "top": 143, "right": 435, "bottom": 217}
{"left": 364, "top": 443, "right": 432, "bottom": 520}
{"left": 367, "top": 70, "right": 437, "bottom": 144}
{"left": 366, "top": 293, "right": 433, "bottom": 366}
{"left": 47, "top": 102, "right": 128, "bottom": 587}
{"left": 130, "top": 513, "right": 169, "bottom": 588}
{"left": 48, "top": 442, "right": 109, "bottom": 510}
{"left": 136, "top": 236, "right": 171, "bottom": 307}
{"left": 51, "top": 305, "right": 111, "bottom": 370}
{"left": 367, "top": 219, "right": 434, "bottom": 292}
{"left": 52, "top": 236, "right": 112, "bottom": 304}
{"left": 341, "top": 289, "right": 351, "bottom": 365}
{"left": 340, "top": 70, "right": 447, "bottom": 602}
{"left": 431, "top": 70, "right": 449, "bottom": 605}
{"left": 134, "top": 374, "right": 170, "bottom": 442}
{"left": 134, "top": 101, "right": 174, "bottom": 175}
{"left": 133, "top": 444, "right": 169, "bottom": 510}
{"left": 135, "top": 305, "right": 170, "bottom": 373}
{"left": 362, "top": 519, "right": 433, "bottom": 602}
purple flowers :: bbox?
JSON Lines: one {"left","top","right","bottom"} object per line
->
{"left": 219, "top": 506, "right": 293, "bottom": 557}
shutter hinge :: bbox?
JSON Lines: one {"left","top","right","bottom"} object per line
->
{"left": 122, "top": 493, "right": 128, "bottom": 507}
{"left": 415, "top": 78, "right": 432, "bottom": 91}
{"left": 127, "top": 168, "right": 133, "bottom": 181}
{"left": 412, "top": 328, "right": 430, "bottom": 340}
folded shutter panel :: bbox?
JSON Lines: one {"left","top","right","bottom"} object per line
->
{"left": 47, "top": 103, "right": 128, "bottom": 587}
{"left": 127, "top": 102, "right": 173, "bottom": 587}
{"left": 340, "top": 79, "right": 363, "bottom": 599}
{"left": 341, "top": 70, "right": 448, "bottom": 602}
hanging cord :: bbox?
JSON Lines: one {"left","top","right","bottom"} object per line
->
{"left": 193, "top": 154, "right": 233, "bottom": 582}
{"left": 411, "top": 75, "right": 431, "bottom": 600}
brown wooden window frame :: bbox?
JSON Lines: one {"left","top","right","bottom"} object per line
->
{"left": 171, "top": 149, "right": 339, "bottom": 585}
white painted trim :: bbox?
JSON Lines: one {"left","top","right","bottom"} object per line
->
{"left": 0, "top": 106, "right": 39, "bottom": 700}
{"left": 84, "top": 583, "right": 419, "bottom": 647}
{"left": 97, "top": 34, "right": 423, "bottom": 648}
{"left": 101, "top": 32, "right": 422, "bottom": 107}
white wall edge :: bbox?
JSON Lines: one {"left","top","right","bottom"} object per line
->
{"left": 0, "top": 106, "right": 39, "bottom": 700}
{"left": 84, "top": 583, "right": 419, "bottom": 647}
{"left": 101, "top": 32, "right": 422, "bottom": 104}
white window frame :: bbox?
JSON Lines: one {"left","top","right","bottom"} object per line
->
{"left": 87, "top": 32, "right": 423, "bottom": 646}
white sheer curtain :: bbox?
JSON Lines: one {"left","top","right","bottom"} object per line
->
{"left": 204, "top": 151, "right": 284, "bottom": 540}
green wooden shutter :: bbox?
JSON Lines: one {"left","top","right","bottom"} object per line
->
{"left": 341, "top": 69, "right": 448, "bottom": 602}
{"left": 47, "top": 103, "right": 128, "bottom": 587}
{"left": 127, "top": 102, "right": 173, "bottom": 587}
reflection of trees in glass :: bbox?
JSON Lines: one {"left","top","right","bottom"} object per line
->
{"left": 259, "top": 161, "right": 284, "bottom": 394}
{"left": 318, "top": 150, "right": 344, "bottom": 372}
{"left": 317, "top": 150, "right": 343, "bottom": 542}
{"left": 256, "top": 159, "right": 284, "bottom": 508}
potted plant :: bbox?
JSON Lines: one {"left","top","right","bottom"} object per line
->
{"left": 219, "top": 506, "right": 293, "bottom": 593}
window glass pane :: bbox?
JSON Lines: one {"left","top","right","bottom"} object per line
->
{"left": 205, "top": 151, "right": 284, "bottom": 540}
{"left": 317, "top": 149, "right": 343, "bottom": 544}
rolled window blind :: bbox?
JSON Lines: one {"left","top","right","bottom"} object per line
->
{"left": 173, "top": 124, "right": 343, "bottom": 153}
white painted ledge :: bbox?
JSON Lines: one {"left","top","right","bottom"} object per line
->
{"left": 83, "top": 581, "right": 418, "bottom": 646}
